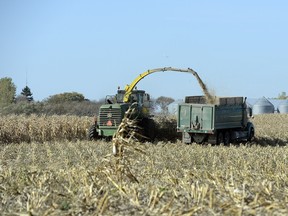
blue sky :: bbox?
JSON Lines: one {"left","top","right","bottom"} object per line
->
{"left": 1, "top": 0, "right": 287, "bottom": 101}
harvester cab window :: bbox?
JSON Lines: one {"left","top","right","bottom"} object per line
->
{"left": 144, "top": 93, "right": 150, "bottom": 101}
{"left": 116, "top": 91, "right": 125, "bottom": 103}
{"left": 143, "top": 93, "right": 151, "bottom": 108}
{"left": 131, "top": 94, "right": 138, "bottom": 103}
{"left": 138, "top": 93, "right": 143, "bottom": 106}
{"left": 106, "top": 95, "right": 116, "bottom": 104}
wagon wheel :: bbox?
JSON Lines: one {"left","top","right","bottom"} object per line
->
{"left": 193, "top": 134, "right": 207, "bottom": 144}
{"left": 223, "top": 131, "right": 231, "bottom": 145}
{"left": 217, "top": 131, "right": 224, "bottom": 144}
{"left": 88, "top": 124, "right": 98, "bottom": 140}
{"left": 248, "top": 127, "right": 255, "bottom": 141}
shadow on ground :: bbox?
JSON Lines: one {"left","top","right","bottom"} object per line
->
{"left": 249, "top": 137, "right": 288, "bottom": 147}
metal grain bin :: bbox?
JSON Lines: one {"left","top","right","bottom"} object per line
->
{"left": 252, "top": 97, "right": 274, "bottom": 115}
{"left": 278, "top": 100, "right": 288, "bottom": 114}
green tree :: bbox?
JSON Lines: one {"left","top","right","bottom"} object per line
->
{"left": 21, "top": 85, "right": 33, "bottom": 102}
{"left": 46, "top": 92, "right": 85, "bottom": 103}
{"left": 0, "top": 77, "right": 16, "bottom": 107}
{"left": 155, "top": 96, "right": 175, "bottom": 113}
{"left": 278, "top": 92, "right": 287, "bottom": 100}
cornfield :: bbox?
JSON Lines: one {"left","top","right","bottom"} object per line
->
{"left": 0, "top": 114, "right": 288, "bottom": 215}
{"left": 0, "top": 114, "right": 91, "bottom": 144}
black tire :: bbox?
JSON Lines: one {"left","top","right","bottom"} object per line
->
{"left": 217, "top": 131, "right": 224, "bottom": 144}
{"left": 88, "top": 124, "right": 98, "bottom": 140}
{"left": 193, "top": 134, "right": 207, "bottom": 144}
{"left": 247, "top": 127, "right": 255, "bottom": 142}
{"left": 223, "top": 131, "right": 231, "bottom": 145}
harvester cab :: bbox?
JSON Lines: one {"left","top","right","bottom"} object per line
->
{"left": 105, "top": 89, "right": 151, "bottom": 115}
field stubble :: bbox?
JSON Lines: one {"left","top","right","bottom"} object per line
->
{"left": 0, "top": 114, "right": 288, "bottom": 215}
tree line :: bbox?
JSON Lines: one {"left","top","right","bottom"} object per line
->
{"left": 0, "top": 77, "right": 176, "bottom": 116}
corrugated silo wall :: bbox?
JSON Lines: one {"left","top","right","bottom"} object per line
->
{"left": 278, "top": 100, "right": 288, "bottom": 113}
{"left": 252, "top": 98, "right": 275, "bottom": 115}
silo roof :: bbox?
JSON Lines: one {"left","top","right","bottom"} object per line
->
{"left": 253, "top": 97, "right": 274, "bottom": 107}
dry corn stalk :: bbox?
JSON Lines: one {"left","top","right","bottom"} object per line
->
{"left": 0, "top": 114, "right": 91, "bottom": 144}
{"left": 112, "top": 103, "right": 145, "bottom": 156}
{"left": 109, "top": 103, "right": 146, "bottom": 183}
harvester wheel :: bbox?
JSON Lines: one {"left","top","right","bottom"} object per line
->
{"left": 88, "top": 124, "right": 98, "bottom": 140}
